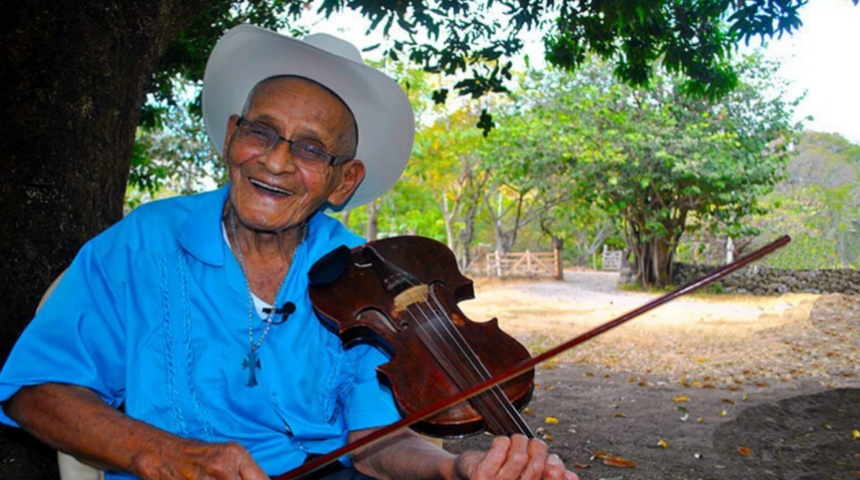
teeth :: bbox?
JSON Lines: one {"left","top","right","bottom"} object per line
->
{"left": 250, "top": 178, "right": 291, "bottom": 195}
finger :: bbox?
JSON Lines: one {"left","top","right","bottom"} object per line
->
{"left": 495, "top": 434, "right": 532, "bottom": 479}
{"left": 237, "top": 459, "right": 269, "bottom": 480}
{"left": 539, "top": 454, "right": 566, "bottom": 480}
{"left": 475, "top": 436, "right": 511, "bottom": 478}
{"left": 516, "top": 438, "right": 549, "bottom": 480}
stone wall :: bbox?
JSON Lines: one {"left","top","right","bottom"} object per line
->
{"left": 672, "top": 263, "right": 860, "bottom": 295}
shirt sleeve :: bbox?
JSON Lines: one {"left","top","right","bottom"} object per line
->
{"left": 0, "top": 240, "right": 127, "bottom": 426}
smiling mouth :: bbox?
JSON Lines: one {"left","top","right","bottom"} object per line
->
{"left": 249, "top": 178, "right": 293, "bottom": 196}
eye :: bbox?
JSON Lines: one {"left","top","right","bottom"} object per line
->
{"left": 291, "top": 141, "right": 330, "bottom": 162}
{"left": 240, "top": 121, "right": 276, "bottom": 146}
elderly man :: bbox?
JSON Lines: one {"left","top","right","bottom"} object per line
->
{"left": 0, "top": 25, "right": 576, "bottom": 480}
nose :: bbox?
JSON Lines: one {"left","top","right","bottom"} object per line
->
{"left": 260, "top": 139, "right": 298, "bottom": 174}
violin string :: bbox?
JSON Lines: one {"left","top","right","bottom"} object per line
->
{"left": 403, "top": 283, "right": 532, "bottom": 436}
{"left": 403, "top": 303, "right": 518, "bottom": 435}
{"left": 410, "top": 291, "right": 531, "bottom": 436}
{"left": 420, "top": 288, "right": 533, "bottom": 436}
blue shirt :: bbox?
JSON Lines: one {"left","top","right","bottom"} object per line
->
{"left": 0, "top": 186, "right": 401, "bottom": 478}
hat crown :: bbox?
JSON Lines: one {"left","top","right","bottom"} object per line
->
{"left": 303, "top": 33, "right": 363, "bottom": 65}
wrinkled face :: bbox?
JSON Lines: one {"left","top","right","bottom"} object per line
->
{"left": 223, "top": 77, "right": 363, "bottom": 232}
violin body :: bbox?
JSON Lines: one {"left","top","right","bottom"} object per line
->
{"left": 308, "top": 235, "right": 534, "bottom": 438}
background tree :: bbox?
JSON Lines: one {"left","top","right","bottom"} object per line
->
{"left": 752, "top": 131, "right": 860, "bottom": 268}
{"left": 576, "top": 57, "right": 799, "bottom": 286}
{"left": 411, "top": 108, "right": 494, "bottom": 268}
{"left": 506, "top": 54, "right": 801, "bottom": 287}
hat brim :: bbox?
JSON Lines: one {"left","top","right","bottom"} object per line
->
{"left": 202, "top": 25, "right": 414, "bottom": 211}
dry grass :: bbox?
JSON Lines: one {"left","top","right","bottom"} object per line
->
{"left": 457, "top": 272, "right": 824, "bottom": 384}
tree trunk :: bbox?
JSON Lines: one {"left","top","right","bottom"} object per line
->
{"left": 365, "top": 199, "right": 380, "bottom": 240}
{"left": 632, "top": 235, "right": 675, "bottom": 287}
{"left": 552, "top": 236, "right": 564, "bottom": 280}
{"left": 0, "top": 1, "right": 206, "bottom": 477}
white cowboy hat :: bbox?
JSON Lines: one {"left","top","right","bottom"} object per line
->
{"left": 202, "top": 24, "right": 415, "bottom": 211}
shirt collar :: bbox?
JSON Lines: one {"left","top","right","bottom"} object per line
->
{"left": 178, "top": 185, "right": 231, "bottom": 266}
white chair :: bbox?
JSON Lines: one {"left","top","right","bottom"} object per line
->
{"left": 37, "top": 272, "right": 105, "bottom": 480}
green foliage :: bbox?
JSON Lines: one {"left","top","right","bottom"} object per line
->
{"left": 543, "top": 0, "right": 809, "bottom": 99}
{"left": 752, "top": 131, "right": 860, "bottom": 268}
{"left": 497, "top": 53, "right": 801, "bottom": 286}
{"left": 129, "top": 0, "right": 847, "bottom": 275}
{"left": 128, "top": 98, "right": 225, "bottom": 206}
{"left": 139, "top": 0, "right": 819, "bottom": 155}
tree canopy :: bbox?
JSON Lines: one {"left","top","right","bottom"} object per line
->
{"left": 500, "top": 53, "right": 802, "bottom": 286}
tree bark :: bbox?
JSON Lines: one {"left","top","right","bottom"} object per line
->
{"left": 0, "top": 1, "right": 207, "bottom": 477}
{"left": 365, "top": 199, "right": 380, "bottom": 240}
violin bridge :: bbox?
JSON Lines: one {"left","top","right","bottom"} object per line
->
{"left": 393, "top": 284, "right": 429, "bottom": 313}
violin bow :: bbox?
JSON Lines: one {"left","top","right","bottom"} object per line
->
{"left": 273, "top": 235, "right": 791, "bottom": 480}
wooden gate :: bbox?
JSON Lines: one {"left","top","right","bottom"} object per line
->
{"left": 486, "top": 250, "right": 560, "bottom": 278}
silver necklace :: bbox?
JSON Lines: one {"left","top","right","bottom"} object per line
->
{"left": 229, "top": 207, "right": 288, "bottom": 387}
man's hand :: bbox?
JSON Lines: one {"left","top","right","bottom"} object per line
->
{"left": 133, "top": 438, "right": 268, "bottom": 480}
{"left": 453, "top": 434, "right": 578, "bottom": 480}
{"left": 4, "top": 383, "right": 269, "bottom": 480}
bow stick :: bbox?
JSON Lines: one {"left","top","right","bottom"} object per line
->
{"left": 274, "top": 235, "right": 791, "bottom": 479}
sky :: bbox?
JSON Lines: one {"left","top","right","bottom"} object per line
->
{"left": 759, "top": 0, "right": 860, "bottom": 144}
{"left": 306, "top": 0, "right": 860, "bottom": 145}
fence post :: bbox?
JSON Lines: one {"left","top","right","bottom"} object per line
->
{"left": 553, "top": 237, "right": 564, "bottom": 280}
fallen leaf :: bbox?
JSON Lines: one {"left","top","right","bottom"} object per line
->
{"left": 695, "top": 357, "right": 708, "bottom": 363}
{"left": 545, "top": 416, "right": 559, "bottom": 425}
{"left": 721, "top": 398, "right": 736, "bottom": 405}
{"left": 674, "top": 396, "right": 690, "bottom": 403}
{"left": 541, "top": 363, "right": 557, "bottom": 370}
{"left": 852, "top": 430, "right": 859, "bottom": 440}
{"left": 521, "top": 408, "right": 533, "bottom": 415}
{"left": 613, "top": 412, "right": 626, "bottom": 418}
{"left": 592, "top": 450, "right": 611, "bottom": 460}
{"left": 573, "top": 463, "right": 590, "bottom": 469}
{"left": 737, "top": 446, "right": 753, "bottom": 456}
{"left": 697, "top": 417, "right": 705, "bottom": 423}
{"left": 585, "top": 371, "right": 594, "bottom": 377}
{"left": 603, "top": 455, "right": 636, "bottom": 468}
{"left": 658, "top": 438, "right": 668, "bottom": 449}
{"left": 542, "top": 433, "right": 555, "bottom": 442}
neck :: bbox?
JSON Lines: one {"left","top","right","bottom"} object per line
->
{"left": 226, "top": 205, "right": 306, "bottom": 304}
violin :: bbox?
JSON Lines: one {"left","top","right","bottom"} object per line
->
{"left": 275, "top": 234, "right": 791, "bottom": 479}
{"left": 307, "top": 235, "right": 535, "bottom": 438}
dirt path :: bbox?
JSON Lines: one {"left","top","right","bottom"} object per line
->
{"left": 443, "top": 271, "right": 860, "bottom": 479}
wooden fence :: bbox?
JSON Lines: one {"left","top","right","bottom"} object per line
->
{"left": 485, "top": 250, "right": 562, "bottom": 279}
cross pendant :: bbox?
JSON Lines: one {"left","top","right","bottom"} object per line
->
{"left": 242, "top": 349, "right": 262, "bottom": 387}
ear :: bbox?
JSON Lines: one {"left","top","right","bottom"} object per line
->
{"left": 223, "top": 114, "right": 240, "bottom": 156}
{"left": 327, "top": 159, "right": 366, "bottom": 207}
